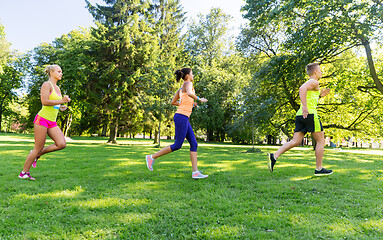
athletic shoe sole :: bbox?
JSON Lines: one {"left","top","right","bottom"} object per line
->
{"left": 314, "top": 171, "right": 333, "bottom": 176}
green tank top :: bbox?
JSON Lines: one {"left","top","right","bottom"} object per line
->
{"left": 37, "top": 81, "right": 62, "bottom": 122}
{"left": 296, "top": 90, "right": 320, "bottom": 116}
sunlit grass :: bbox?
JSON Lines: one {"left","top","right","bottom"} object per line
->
{"left": 15, "top": 187, "right": 84, "bottom": 199}
{"left": 1, "top": 133, "right": 383, "bottom": 239}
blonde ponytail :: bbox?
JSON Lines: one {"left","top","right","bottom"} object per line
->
{"left": 44, "top": 64, "right": 60, "bottom": 77}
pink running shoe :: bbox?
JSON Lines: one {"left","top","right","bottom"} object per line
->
{"left": 30, "top": 150, "right": 40, "bottom": 168}
{"left": 19, "top": 172, "right": 36, "bottom": 180}
{"left": 32, "top": 157, "right": 40, "bottom": 168}
{"left": 146, "top": 155, "right": 155, "bottom": 171}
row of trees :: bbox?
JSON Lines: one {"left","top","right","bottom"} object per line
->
{"left": 1, "top": 0, "right": 382, "bottom": 145}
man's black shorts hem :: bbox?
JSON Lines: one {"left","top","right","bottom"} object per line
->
{"left": 294, "top": 114, "right": 323, "bottom": 134}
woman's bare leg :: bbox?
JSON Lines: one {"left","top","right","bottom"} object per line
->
{"left": 23, "top": 124, "right": 47, "bottom": 172}
{"left": 152, "top": 146, "right": 172, "bottom": 159}
{"left": 190, "top": 151, "right": 198, "bottom": 172}
{"left": 38, "top": 126, "right": 66, "bottom": 155}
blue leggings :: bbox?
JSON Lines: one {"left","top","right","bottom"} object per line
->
{"left": 170, "top": 113, "right": 198, "bottom": 152}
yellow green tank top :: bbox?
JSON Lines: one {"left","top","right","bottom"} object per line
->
{"left": 37, "top": 81, "right": 62, "bottom": 122}
{"left": 296, "top": 90, "right": 320, "bottom": 116}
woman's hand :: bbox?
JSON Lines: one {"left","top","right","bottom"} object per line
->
{"left": 62, "top": 95, "right": 71, "bottom": 103}
{"left": 199, "top": 97, "right": 208, "bottom": 103}
{"left": 59, "top": 105, "right": 68, "bottom": 111}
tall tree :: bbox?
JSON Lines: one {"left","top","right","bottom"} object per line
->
{"left": 184, "top": 8, "right": 231, "bottom": 66}
{"left": 86, "top": 0, "right": 159, "bottom": 143}
{"left": 183, "top": 8, "right": 244, "bottom": 142}
{"left": 140, "top": 0, "right": 185, "bottom": 146}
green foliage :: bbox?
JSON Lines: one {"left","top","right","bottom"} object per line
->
{"left": 243, "top": 0, "right": 383, "bottom": 92}
{"left": 0, "top": 22, "right": 11, "bottom": 74}
{"left": 183, "top": 8, "right": 246, "bottom": 142}
{"left": 139, "top": 0, "right": 185, "bottom": 145}
{"left": 231, "top": 54, "right": 304, "bottom": 143}
{"left": 2, "top": 98, "right": 29, "bottom": 133}
{"left": 192, "top": 55, "right": 246, "bottom": 142}
{"left": 321, "top": 52, "right": 383, "bottom": 140}
{"left": 0, "top": 55, "right": 28, "bottom": 131}
{"left": 0, "top": 22, "right": 25, "bottom": 131}
{"left": 238, "top": 0, "right": 383, "bottom": 142}
{"left": 85, "top": 0, "right": 160, "bottom": 143}
{"left": 184, "top": 8, "right": 232, "bottom": 65}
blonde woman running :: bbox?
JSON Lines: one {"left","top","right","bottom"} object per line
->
{"left": 19, "top": 65, "right": 71, "bottom": 180}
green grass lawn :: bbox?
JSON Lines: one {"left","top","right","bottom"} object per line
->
{"left": 1, "top": 133, "right": 383, "bottom": 239}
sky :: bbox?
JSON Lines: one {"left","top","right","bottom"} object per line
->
{"left": 0, "top": 0, "right": 248, "bottom": 53}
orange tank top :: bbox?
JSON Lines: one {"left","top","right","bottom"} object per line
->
{"left": 175, "top": 88, "right": 195, "bottom": 117}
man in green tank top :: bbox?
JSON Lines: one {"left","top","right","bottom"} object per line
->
{"left": 267, "top": 63, "right": 333, "bottom": 176}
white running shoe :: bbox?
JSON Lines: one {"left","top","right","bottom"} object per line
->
{"left": 146, "top": 155, "right": 154, "bottom": 171}
{"left": 192, "top": 171, "right": 208, "bottom": 179}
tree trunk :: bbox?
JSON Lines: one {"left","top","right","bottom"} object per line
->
{"left": 362, "top": 39, "right": 383, "bottom": 94}
{"left": 153, "top": 129, "right": 158, "bottom": 144}
{"left": 108, "top": 118, "right": 118, "bottom": 144}
{"left": 0, "top": 108, "right": 2, "bottom": 131}
{"left": 101, "top": 124, "right": 107, "bottom": 137}
{"left": 64, "top": 113, "right": 72, "bottom": 137}
{"left": 0, "top": 93, "right": 8, "bottom": 131}
{"left": 158, "top": 116, "right": 161, "bottom": 147}
{"left": 7, "top": 118, "right": 11, "bottom": 133}
{"left": 207, "top": 129, "right": 213, "bottom": 142}
{"left": 252, "top": 118, "right": 255, "bottom": 149}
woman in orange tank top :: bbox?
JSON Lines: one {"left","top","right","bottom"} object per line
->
{"left": 146, "top": 68, "right": 209, "bottom": 179}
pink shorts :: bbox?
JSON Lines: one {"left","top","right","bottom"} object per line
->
{"left": 34, "top": 115, "right": 58, "bottom": 129}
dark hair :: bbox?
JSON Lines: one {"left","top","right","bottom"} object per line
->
{"left": 174, "top": 68, "right": 192, "bottom": 82}
{"left": 305, "top": 63, "right": 320, "bottom": 76}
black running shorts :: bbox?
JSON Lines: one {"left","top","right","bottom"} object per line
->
{"left": 294, "top": 114, "right": 323, "bottom": 134}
